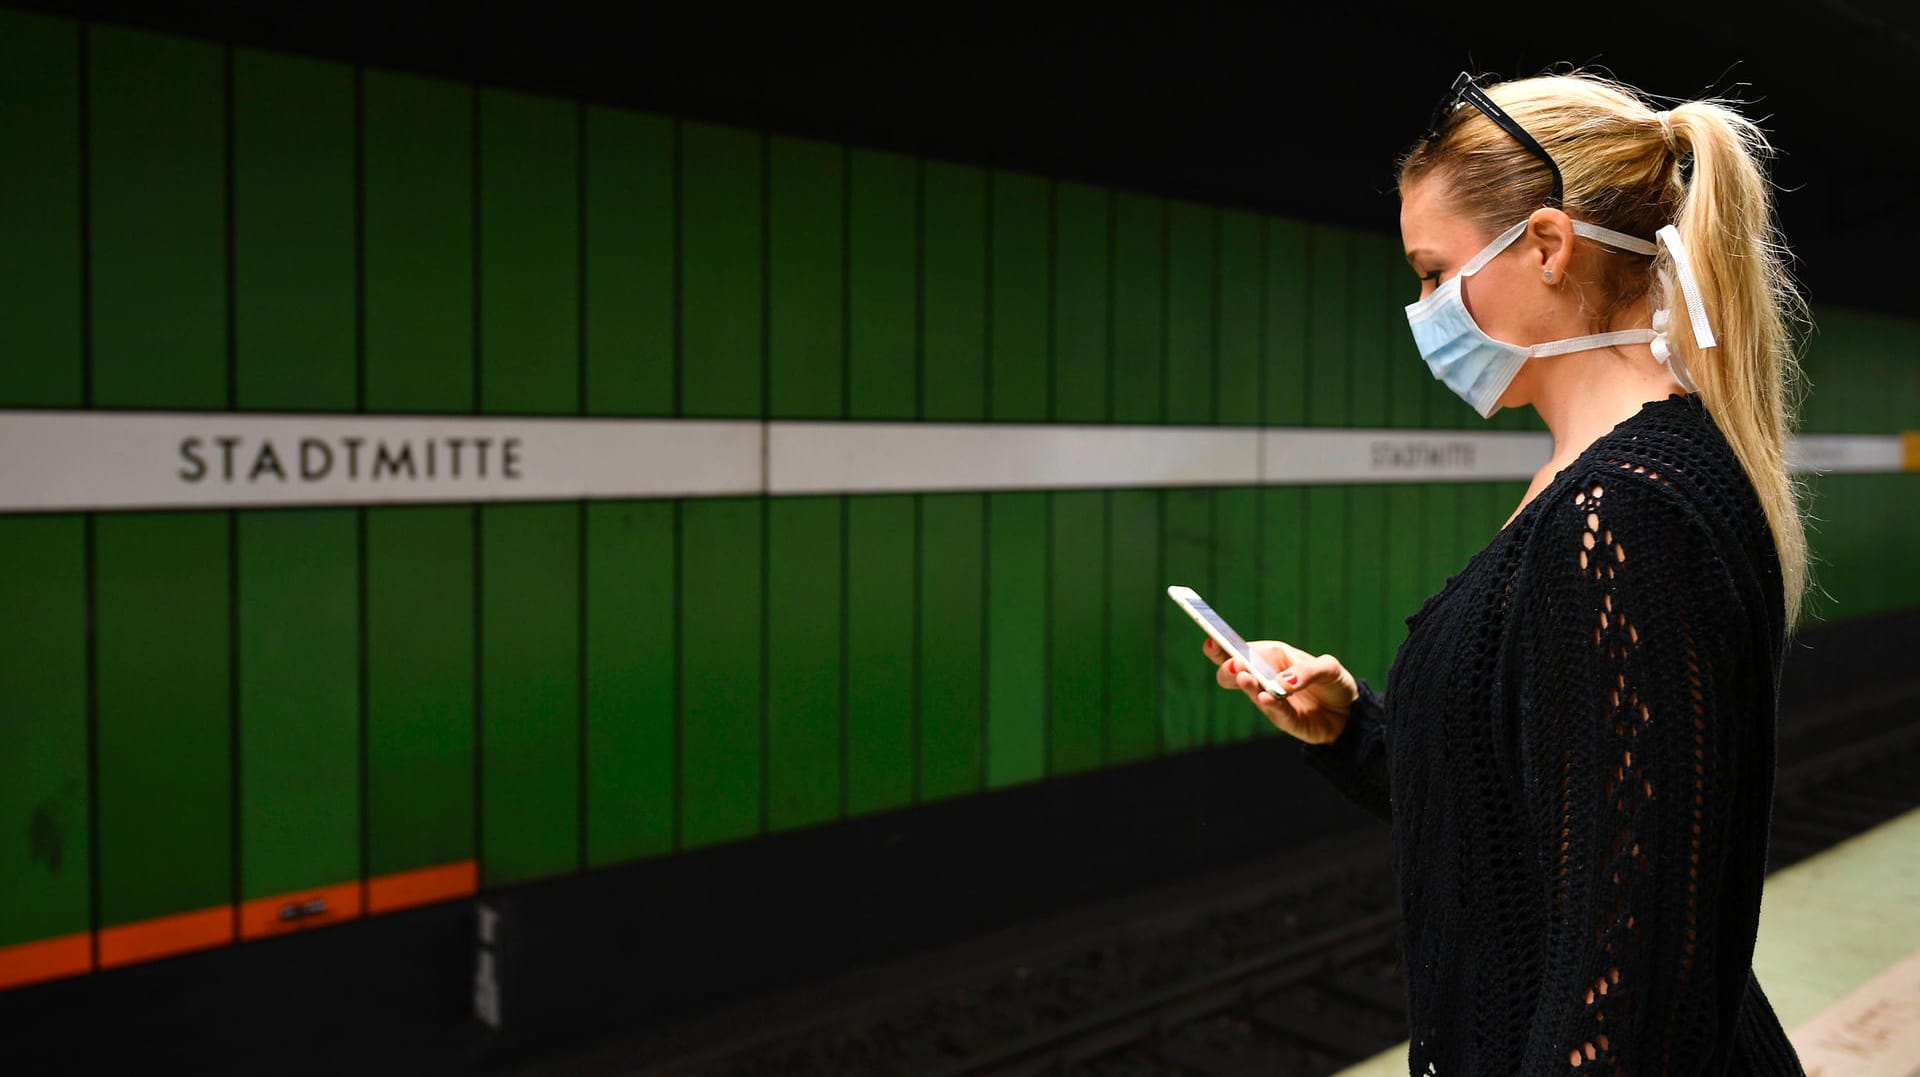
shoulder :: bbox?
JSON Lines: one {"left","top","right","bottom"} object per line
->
{"left": 1526, "top": 395, "right": 1766, "bottom": 574}
{"left": 1524, "top": 464, "right": 1717, "bottom": 585}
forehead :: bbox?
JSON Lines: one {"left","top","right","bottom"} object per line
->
{"left": 1399, "top": 174, "right": 1492, "bottom": 257}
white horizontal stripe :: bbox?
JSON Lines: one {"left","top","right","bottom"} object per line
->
{"left": 1784, "top": 435, "right": 1906, "bottom": 474}
{"left": 1262, "top": 428, "right": 1550, "bottom": 483}
{"left": 767, "top": 422, "right": 1261, "bottom": 494}
{"left": 0, "top": 411, "right": 763, "bottom": 512}
{"left": 0, "top": 410, "right": 1904, "bottom": 513}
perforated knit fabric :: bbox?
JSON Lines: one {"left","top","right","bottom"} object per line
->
{"left": 1302, "top": 394, "right": 1807, "bottom": 1075}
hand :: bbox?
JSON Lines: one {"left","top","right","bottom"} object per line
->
{"left": 1201, "top": 636, "right": 1358, "bottom": 746}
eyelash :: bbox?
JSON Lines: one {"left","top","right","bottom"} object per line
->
{"left": 1418, "top": 270, "right": 1442, "bottom": 286}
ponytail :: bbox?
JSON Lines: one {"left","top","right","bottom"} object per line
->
{"left": 1663, "top": 102, "right": 1811, "bottom": 629}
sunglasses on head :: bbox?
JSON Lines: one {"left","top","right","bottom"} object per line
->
{"left": 1424, "top": 71, "right": 1565, "bottom": 209}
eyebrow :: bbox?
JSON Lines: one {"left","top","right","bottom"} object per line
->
{"left": 1404, "top": 248, "right": 1434, "bottom": 268}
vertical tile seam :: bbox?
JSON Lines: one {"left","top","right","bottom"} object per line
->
{"left": 840, "top": 142, "right": 852, "bottom": 423}
{"left": 838, "top": 497, "right": 851, "bottom": 818}
{"left": 1154, "top": 197, "right": 1169, "bottom": 757}
{"left": 469, "top": 81, "right": 485, "bottom": 882}
{"left": 1299, "top": 227, "right": 1317, "bottom": 656}
{"left": 978, "top": 491, "right": 991, "bottom": 790}
{"left": 1342, "top": 231, "right": 1358, "bottom": 681}
{"left": 982, "top": 169, "right": 995, "bottom": 421}
{"left": 909, "top": 493, "right": 924, "bottom": 805}
{"left": 78, "top": 20, "right": 92, "bottom": 412}
{"left": 670, "top": 500, "right": 683, "bottom": 852}
{"left": 671, "top": 117, "right": 683, "bottom": 419}
{"left": 1103, "top": 188, "right": 1116, "bottom": 427}
{"left": 910, "top": 156, "right": 925, "bottom": 804}
{"left": 1253, "top": 218, "right": 1270, "bottom": 731}
{"left": 668, "top": 119, "right": 683, "bottom": 850}
{"left": 1041, "top": 180, "right": 1056, "bottom": 777}
{"left": 1209, "top": 208, "right": 1221, "bottom": 428}
{"left": 352, "top": 61, "right": 371, "bottom": 911}
{"left": 837, "top": 141, "right": 853, "bottom": 819}
{"left": 757, "top": 130, "right": 772, "bottom": 838}
{"left": 223, "top": 39, "right": 242, "bottom": 936}
{"left": 977, "top": 166, "right": 993, "bottom": 790}
{"left": 576, "top": 99, "right": 591, "bottom": 872}
{"left": 1100, "top": 189, "right": 1116, "bottom": 767}
{"left": 78, "top": 19, "right": 101, "bottom": 968}
{"left": 83, "top": 513, "right": 100, "bottom": 964}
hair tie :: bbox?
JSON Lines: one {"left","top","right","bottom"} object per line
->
{"left": 1656, "top": 110, "right": 1679, "bottom": 152}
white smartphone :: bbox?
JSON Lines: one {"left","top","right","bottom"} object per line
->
{"left": 1166, "top": 585, "right": 1289, "bottom": 699}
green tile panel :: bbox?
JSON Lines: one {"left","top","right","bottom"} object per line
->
{"left": 679, "top": 499, "right": 765, "bottom": 847}
{"left": 845, "top": 495, "right": 916, "bottom": 813}
{"left": 0, "top": 516, "right": 89, "bottom": 948}
{"left": 766, "top": 497, "right": 843, "bottom": 828}
{"left": 768, "top": 136, "right": 845, "bottom": 420}
{"left": 849, "top": 150, "right": 917, "bottom": 420}
{"left": 989, "top": 172, "right": 1050, "bottom": 422}
{"left": 584, "top": 106, "right": 675, "bottom": 417}
{"left": 365, "top": 506, "right": 475, "bottom": 878}
{"left": 584, "top": 500, "right": 677, "bottom": 864}
{"left": 917, "top": 494, "right": 986, "bottom": 798}
{"left": 1051, "top": 182, "right": 1110, "bottom": 424}
{"left": 1047, "top": 490, "right": 1107, "bottom": 774}
{"left": 985, "top": 491, "right": 1046, "bottom": 787}
{"left": 94, "top": 514, "right": 231, "bottom": 929}
{"left": 0, "top": 10, "right": 81, "bottom": 407}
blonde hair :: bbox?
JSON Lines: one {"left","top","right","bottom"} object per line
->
{"left": 1400, "top": 72, "right": 1811, "bottom": 628}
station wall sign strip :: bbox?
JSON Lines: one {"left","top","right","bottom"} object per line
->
{"left": 0, "top": 410, "right": 1909, "bottom": 513}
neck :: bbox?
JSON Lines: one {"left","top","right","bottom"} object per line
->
{"left": 1527, "top": 346, "right": 1688, "bottom": 469}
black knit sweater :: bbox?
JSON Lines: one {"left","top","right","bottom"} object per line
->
{"left": 1302, "top": 394, "right": 1808, "bottom": 1075}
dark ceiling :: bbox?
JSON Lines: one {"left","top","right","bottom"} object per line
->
{"left": 19, "top": 0, "right": 1920, "bottom": 318}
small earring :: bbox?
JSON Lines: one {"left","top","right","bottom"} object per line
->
{"left": 1542, "top": 268, "right": 1556, "bottom": 284}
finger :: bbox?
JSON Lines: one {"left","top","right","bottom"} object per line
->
{"left": 1235, "top": 669, "right": 1294, "bottom": 717}
{"left": 1235, "top": 672, "right": 1296, "bottom": 727}
{"left": 1201, "top": 636, "right": 1227, "bottom": 667}
{"left": 1278, "top": 652, "right": 1341, "bottom": 693}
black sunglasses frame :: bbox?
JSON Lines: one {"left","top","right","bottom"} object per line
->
{"left": 1425, "top": 72, "right": 1565, "bottom": 209}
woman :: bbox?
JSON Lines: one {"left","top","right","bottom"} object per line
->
{"left": 1206, "top": 71, "right": 1810, "bottom": 1074}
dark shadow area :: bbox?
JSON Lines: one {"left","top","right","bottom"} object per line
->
{"left": 12, "top": 0, "right": 1920, "bottom": 317}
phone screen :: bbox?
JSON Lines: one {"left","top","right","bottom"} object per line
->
{"left": 1166, "top": 586, "right": 1287, "bottom": 697}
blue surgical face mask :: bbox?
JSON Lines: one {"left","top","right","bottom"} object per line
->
{"left": 1405, "top": 218, "right": 1710, "bottom": 418}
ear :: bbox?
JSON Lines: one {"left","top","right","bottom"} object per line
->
{"left": 1526, "top": 207, "right": 1575, "bottom": 285}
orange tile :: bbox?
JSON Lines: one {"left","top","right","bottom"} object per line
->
{"left": 0, "top": 932, "right": 91, "bottom": 991}
{"left": 239, "top": 881, "right": 365, "bottom": 940}
{"left": 97, "top": 906, "right": 231, "bottom": 968}
{"left": 368, "top": 860, "right": 477, "bottom": 915}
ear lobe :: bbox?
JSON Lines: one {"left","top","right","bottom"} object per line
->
{"left": 1527, "top": 206, "right": 1576, "bottom": 284}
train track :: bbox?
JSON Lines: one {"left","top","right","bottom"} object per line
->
{"left": 918, "top": 910, "right": 1402, "bottom": 1077}
{"left": 507, "top": 708, "right": 1920, "bottom": 1077}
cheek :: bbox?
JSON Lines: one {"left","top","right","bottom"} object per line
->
{"left": 1461, "top": 266, "right": 1529, "bottom": 334}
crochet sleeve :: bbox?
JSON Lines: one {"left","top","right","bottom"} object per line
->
{"left": 1513, "top": 472, "right": 1747, "bottom": 1074}
{"left": 1299, "top": 678, "right": 1391, "bottom": 823}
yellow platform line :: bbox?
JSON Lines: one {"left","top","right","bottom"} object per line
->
{"left": 1330, "top": 805, "right": 1920, "bottom": 1076}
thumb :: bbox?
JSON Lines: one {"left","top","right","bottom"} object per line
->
{"left": 1278, "top": 652, "right": 1346, "bottom": 694}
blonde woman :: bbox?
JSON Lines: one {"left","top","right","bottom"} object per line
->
{"left": 1206, "top": 72, "right": 1809, "bottom": 1074}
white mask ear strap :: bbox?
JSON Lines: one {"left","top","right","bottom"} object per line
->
{"left": 1571, "top": 220, "right": 1657, "bottom": 256}
{"left": 1528, "top": 328, "right": 1657, "bottom": 358}
{"left": 1655, "top": 225, "right": 1716, "bottom": 349}
{"left": 1459, "top": 220, "right": 1530, "bottom": 277}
